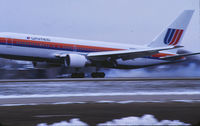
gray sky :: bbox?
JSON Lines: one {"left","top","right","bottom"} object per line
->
{"left": 0, "top": 0, "right": 199, "bottom": 51}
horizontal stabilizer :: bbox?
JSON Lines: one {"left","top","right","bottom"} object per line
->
{"left": 160, "top": 52, "right": 200, "bottom": 60}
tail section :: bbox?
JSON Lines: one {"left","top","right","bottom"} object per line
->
{"left": 149, "top": 10, "right": 194, "bottom": 47}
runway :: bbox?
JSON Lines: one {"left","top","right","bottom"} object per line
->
{"left": 0, "top": 94, "right": 200, "bottom": 106}
{"left": 0, "top": 78, "right": 199, "bottom": 106}
{"left": 0, "top": 78, "right": 200, "bottom": 126}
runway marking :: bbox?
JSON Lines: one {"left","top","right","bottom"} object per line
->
{"left": 34, "top": 114, "right": 77, "bottom": 118}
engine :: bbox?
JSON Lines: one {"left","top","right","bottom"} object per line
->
{"left": 64, "top": 54, "right": 88, "bottom": 68}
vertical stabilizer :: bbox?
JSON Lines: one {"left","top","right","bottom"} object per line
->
{"left": 149, "top": 10, "right": 194, "bottom": 47}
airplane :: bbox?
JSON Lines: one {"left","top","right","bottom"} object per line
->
{"left": 0, "top": 10, "right": 199, "bottom": 78}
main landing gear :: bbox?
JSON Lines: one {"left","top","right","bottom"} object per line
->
{"left": 70, "top": 72, "right": 105, "bottom": 78}
{"left": 68, "top": 66, "right": 105, "bottom": 78}
{"left": 91, "top": 72, "right": 105, "bottom": 78}
{"left": 71, "top": 73, "right": 85, "bottom": 78}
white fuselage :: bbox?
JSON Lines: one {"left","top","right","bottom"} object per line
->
{"left": 0, "top": 32, "right": 171, "bottom": 67}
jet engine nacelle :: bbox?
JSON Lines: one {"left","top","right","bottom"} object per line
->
{"left": 65, "top": 54, "right": 88, "bottom": 68}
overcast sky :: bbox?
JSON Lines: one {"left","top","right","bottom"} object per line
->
{"left": 0, "top": 0, "right": 199, "bottom": 51}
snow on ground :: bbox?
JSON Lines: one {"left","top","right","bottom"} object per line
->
{"left": 98, "top": 114, "right": 189, "bottom": 126}
{"left": 37, "top": 118, "right": 88, "bottom": 126}
{"left": 37, "top": 114, "right": 189, "bottom": 126}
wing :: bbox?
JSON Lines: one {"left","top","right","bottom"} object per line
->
{"left": 87, "top": 46, "right": 183, "bottom": 61}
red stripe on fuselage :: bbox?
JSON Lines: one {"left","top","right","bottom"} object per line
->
{"left": 151, "top": 53, "right": 176, "bottom": 58}
{"left": 0, "top": 37, "right": 124, "bottom": 52}
{"left": 151, "top": 53, "right": 185, "bottom": 60}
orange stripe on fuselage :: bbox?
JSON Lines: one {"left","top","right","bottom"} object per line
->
{"left": 0, "top": 37, "right": 124, "bottom": 52}
{"left": 151, "top": 53, "right": 176, "bottom": 58}
{"left": 152, "top": 53, "right": 185, "bottom": 60}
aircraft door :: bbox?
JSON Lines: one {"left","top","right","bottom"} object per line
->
{"left": 6, "top": 37, "right": 13, "bottom": 48}
{"left": 73, "top": 45, "right": 77, "bottom": 52}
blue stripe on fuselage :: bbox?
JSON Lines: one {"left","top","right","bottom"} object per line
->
{"left": 0, "top": 41, "right": 98, "bottom": 53}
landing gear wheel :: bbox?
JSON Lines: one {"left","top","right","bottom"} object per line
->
{"left": 91, "top": 72, "right": 105, "bottom": 78}
{"left": 71, "top": 73, "right": 85, "bottom": 78}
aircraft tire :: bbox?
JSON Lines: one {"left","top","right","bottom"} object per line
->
{"left": 71, "top": 73, "right": 85, "bottom": 78}
{"left": 91, "top": 72, "right": 105, "bottom": 78}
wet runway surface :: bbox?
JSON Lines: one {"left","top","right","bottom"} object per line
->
{"left": 0, "top": 79, "right": 200, "bottom": 96}
{"left": 0, "top": 79, "right": 200, "bottom": 105}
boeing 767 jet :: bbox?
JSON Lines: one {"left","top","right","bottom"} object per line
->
{"left": 0, "top": 10, "right": 199, "bottom": 78}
